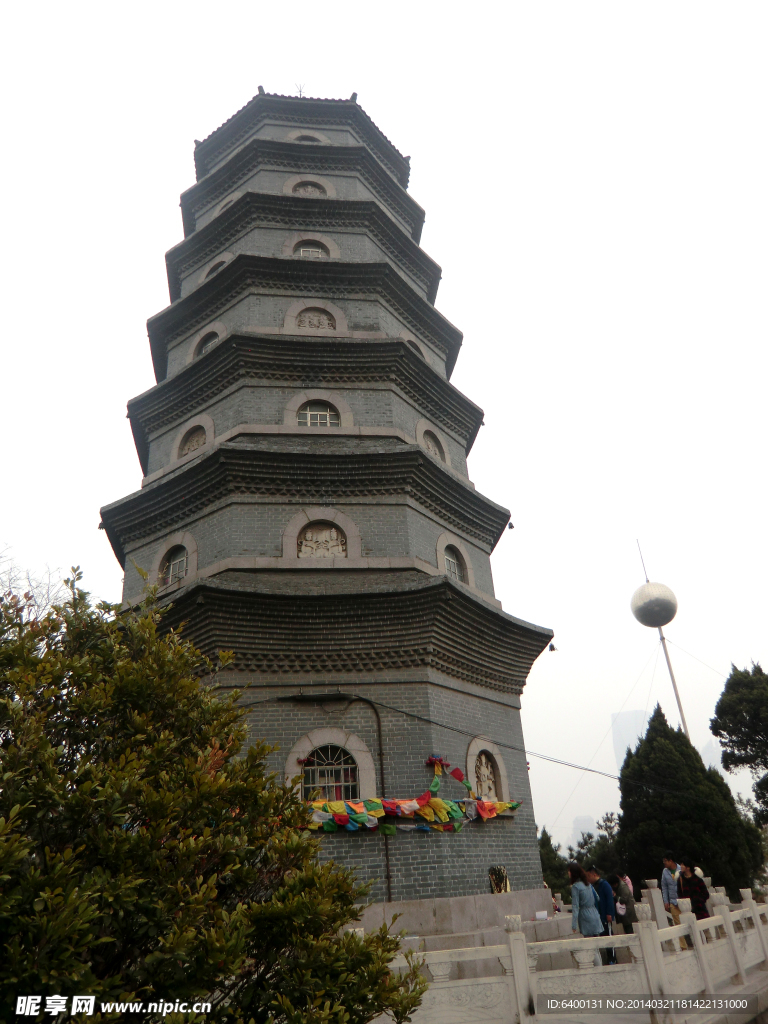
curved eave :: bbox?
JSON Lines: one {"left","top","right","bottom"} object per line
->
{"left": 146, "top": 256, "right": 463, "bottom": 383}
{"left": 99, "top": 443, "right": 511, "bottom": 568}
{"left": 194, "top": 94, "right": 410, "bottom": 188}
{"left": 166, "top": 194, "right": 441, "bottom": 305}
{"left": 158, "top": 575, "right": 553, "bottom": 696}
{"left": 180, "top": 140, "right": 425, "bottom": 242}
{"left": 127, "top": 336, "right": 484, "bottom": 477}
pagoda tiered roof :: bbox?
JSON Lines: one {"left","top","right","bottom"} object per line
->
{"left": 193, "top": 92, "right": 410, "bottom": 188}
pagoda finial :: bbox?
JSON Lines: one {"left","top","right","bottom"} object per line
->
{"left": 257, "top": 85, "right": 265, "bottom": 95}
{"left": 350, "top": 92, "right": 358, "bottom": 102}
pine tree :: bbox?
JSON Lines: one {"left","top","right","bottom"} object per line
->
{"left": 711, "top": 663, "right": 768, "bottom": 824}
{"left": 617, "top": 705, "right": 763, "bottom": 899}
{"left": 538, "top": 827, "right": 571, "bottom": 898}
{"left": 0, "top": 572, "right": 424, "bottom": 1023}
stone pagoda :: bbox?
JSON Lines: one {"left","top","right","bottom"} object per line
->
{"left": 101, "top": 89, "right": 553, "bottom": 903}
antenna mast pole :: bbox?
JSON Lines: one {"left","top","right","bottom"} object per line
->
{"left": 636, "top": 540, "right": 690, "bottom": 740}
{"left": 658, "top": 627, "right": 690, "bottom": 740}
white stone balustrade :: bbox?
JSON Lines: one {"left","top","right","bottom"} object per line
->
{"left": 385, "top": 889, "right": 768, "bottom": 1024}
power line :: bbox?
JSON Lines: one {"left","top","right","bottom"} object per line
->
{"left": 234, "top": 688, "right": 682, "bottom": 797}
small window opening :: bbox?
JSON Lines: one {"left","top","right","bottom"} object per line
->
{"left": 297, "top": 400, "right": 340, "bottom": 427}
{"left": 444, "top": 545, "right": 465, "bottom": 584}
{"left": 160, "top": 546, "right": 188, "bottom": 587}
{"left": 195, "top": 332, "right": 219, "bottom": 357}
{"left": 302, "top": 744, "right": 359, "bottom": 801}
{"left": 205, "top": 260, "right": 227, "bottom": 279}
{"left": 296, "top": 134, "right": 321, "bottom": 142}
{"left": 294, "top": 239, "right": 329, "bottom": 259}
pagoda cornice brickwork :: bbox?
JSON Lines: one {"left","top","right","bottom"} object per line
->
{"left": 147, "top": 255, "right": 463, "bottom": 382}
{"left": 167, "top": 194, "right": 441, "bottom": 304}
{"left": 127, "top": 336, "right": 484, "bottom": 474}
{"left": 181, "top": 140, "right": 424, "bottom": 240}
{"left": 100, "top": 442, "right": 511, "bottom": 564}
{"left": 193, "top": 93, "right": 410, "bottom": 189}
{"left": 158, "top": 575, "right": 552, "bottom": 697}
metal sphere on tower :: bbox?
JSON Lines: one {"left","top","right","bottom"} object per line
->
{"left": 630, "top": 582, "right": 678, "bottom": 628}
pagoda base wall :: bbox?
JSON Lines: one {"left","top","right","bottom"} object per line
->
{"left": 230, "top": 674, "right": 543, "bottom": 903}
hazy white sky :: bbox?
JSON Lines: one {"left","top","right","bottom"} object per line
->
{"left": 3, "top": 1, "right": 766, "bottom": 848}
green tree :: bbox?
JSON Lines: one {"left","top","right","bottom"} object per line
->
{"left": 710, "top": 663, "right": 768, "bottom": 825}
{"left": 567, "top": 814, "right": 621, "bottom": 877}
{"left": 538, "top": 827, "right": 571, "bottom": 899}
{"left": 617, "top": 705, "right": 763, "bottom": 899}
{"left": 0, "top": 573, "right": 424, "bottom": 1023}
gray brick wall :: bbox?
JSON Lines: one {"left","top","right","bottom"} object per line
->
{"left": 236, "top": 679, "right": 541, "bottom": 903}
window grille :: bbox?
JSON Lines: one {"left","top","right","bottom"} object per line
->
{"left": 161, "top": 547, "right": 187, "bottom": 586}
{"left": 196, "top": 332, "right": 219, "bottom": 357}
{"left": 302, "top": 744, "right": 359, "bottom": 801}
{"left": 298, "top": 401, "right": 340, "bottom": 427}
{"left": 299, "top": 247, "right": 325, "bottom": 258}
{"left": 444, "top": 546, "right": 465, "bottom": 583}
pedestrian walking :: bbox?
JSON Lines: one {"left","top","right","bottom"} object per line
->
{"left": 607, "top": 873, "right": 637, "bottom": 934}
{"left": 661, "top": 852, "right": 681, "bottom": 925}
{"left": 585, "top": 865, "right": 616, "bottom": 964}
{"left": 569, "top": 864, "right": 602, "bottom": 935}
{"left": 677, "top": 857, "right": 710, "bottom": 920}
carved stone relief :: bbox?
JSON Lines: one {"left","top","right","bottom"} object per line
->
{"left": 298, "top": 522, "right": 347, "bottom": 558}
{"left": 423, "top": 430, "right": 445, "bottom": 461}
{"left": 475, "top": 752, "right": 498, "bottom": 800}
{"left": 179, "top": 426, "right": 207, "bottom": 458}
{"left": 297, "top": 308, "right": 336, "bottom": 330}
{"left": 293, "top": 182, "right": 326, "bottom": 197}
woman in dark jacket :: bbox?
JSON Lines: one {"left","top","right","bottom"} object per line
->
{"left": 677, "top": 857, "right": 710, "bottom": 919}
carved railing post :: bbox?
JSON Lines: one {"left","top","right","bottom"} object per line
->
{"left": 571, "top": 947, "right": 597, "bottom": 970}
{"left": 710, "top": 893, "right": 746, "bottom": 985}
{"left": 740, "top": 888, "right": 768, "bottom": 965}
{"left": 428, "top": 960, "right": 452, "bottom": 984}
{"left": 678, "top": 898, "right": 714, "bottom": 993}
{"left": 633, "top": 903, "right": 667, "bottom": 997}
{"left": 505, "top": 914, "right": 535, "bottom": 1023}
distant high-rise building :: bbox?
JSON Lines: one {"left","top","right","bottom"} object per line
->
{"left": 571, "top": 815, "right": 597, "bottom": 849}
{"left": 612, "top": 710, "right": 648, "bottom": 772}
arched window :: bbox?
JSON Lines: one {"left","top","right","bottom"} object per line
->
{"left": 302, "top": 744, "right": 359, "bottom": 801}
{"left": 160, "top": 545, "right": 187, "bottom": 586}
{"left": 423, "top": 430, "right": 445, "bottom": 462}
{"left": 195, "top": 331, "right": 219, "bottom": 358}
{"left": 296, "top": 307, "right": 335, "bottom": 330}
{"left": 179, "top": 426, "right": 207, "bottom": 458}
{"left": 475, "top": 750, "right": 499, "bottom": 800}
{"left": 218, "top": 198, "right": 235, "bottom": 213}
{"left": 293, "top": 181, "right": 327, "bottom": 197}
{"left": 297, "top": 400, "right": 340, "bottom": 427}
{"left": 293, "top": 239, "right": 329, "bottom": 259}
{"left": 406, "top": 340, "right": 425, "bottom": 359}
{"left": 297, "top": 521, "right": 347, "bottom": 558}
{"left": 205, "top": 260, "right": 227, "bottom": 279}
{"left": 295, "top": 134, "right": 321, "bottom": 143}
{"left": 444, "top": 545, "right": 465, "bottom": 583}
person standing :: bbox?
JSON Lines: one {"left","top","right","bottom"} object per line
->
{"left": 607, "top": 873, "right": 638, "bottom": 934}
{"left": 677, "top": 857, "right": 710, "bottom": 919}
{"left": 586, "top": 865, "right": 616, "bottom": 964}
{"left": 568, "top": 863, "right": 603, "bottom": 938}
{"left": 662, "top": 852, "right": 681, "bottom": 925}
